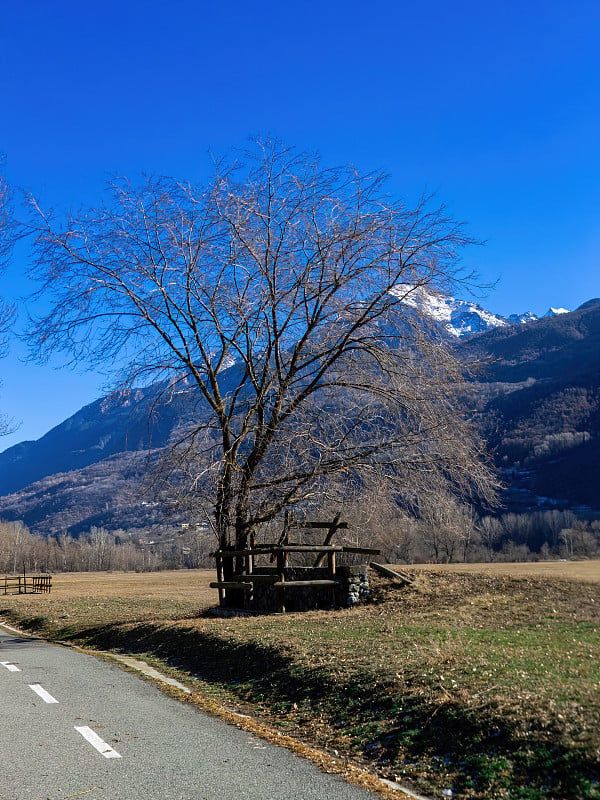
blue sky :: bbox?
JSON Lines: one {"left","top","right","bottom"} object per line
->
{"left": 0, "top": 0, "right": 599, "bottom": 448}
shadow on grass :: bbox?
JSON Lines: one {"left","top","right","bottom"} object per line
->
{"left": 48, "top": 618, "right": 600, "bottom": 800}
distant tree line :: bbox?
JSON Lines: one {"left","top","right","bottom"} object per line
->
{"left": 1, "top": 505, "right": 599, "bottom": 576}
{"left": 368, "top": 508, "right": 600, "bottom": 564}
{"left": 0, "top": 521, "right": 214, "bottom": 574}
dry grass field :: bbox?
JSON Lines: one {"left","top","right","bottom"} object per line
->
{"left": 408, "top": 559, "right": 600, "bottom": 582}
{"left": 45, "top": 569, "right": 217, "bottom": 604}
{"left": 31, "top": 559, "right": 600, "bottom": 603}
{"left": 1, "top": 562, "right": 599, "bottom": 800}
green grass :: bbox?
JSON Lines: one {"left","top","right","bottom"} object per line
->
{"left": 1, "top": 568, "right": 599, "bottom": 799}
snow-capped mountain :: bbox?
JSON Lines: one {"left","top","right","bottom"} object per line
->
{"left": 507, "top": 311, "right": 538, "bottom": 325}
{"left": 544, "top": 307, "right": 570, "bottom": 317}
{"left": 392, "top": 284, "right": 569, "bottom": 338}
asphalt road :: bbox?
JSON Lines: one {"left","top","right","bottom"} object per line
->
{"left": 0, "top": 627, "right": 379, "bottom": 800}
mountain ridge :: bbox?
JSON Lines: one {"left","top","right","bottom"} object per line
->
{"left": 1, "top": 293, "right": 597, "bottom": 534}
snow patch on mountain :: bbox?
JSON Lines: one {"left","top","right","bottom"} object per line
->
{"left": 392, "top": 284, "right": 568, "bottom": 338}
{"left": 507, "top": 311, "right": 538, "bottom": 325}
{"left": 393, "top": 284, "right": 509, "bottom": 336}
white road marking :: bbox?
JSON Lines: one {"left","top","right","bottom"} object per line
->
{"left": 0, "top": 661, "right": 20, "bottom": 672}
{"left": 75, "top": 726, "right": 122, "bottom": 759}
{"left": 112, "top": 655, "right": 191, "bottom": 693}
{"left": 29, "top": 684, "right": 59, "bottom": 704}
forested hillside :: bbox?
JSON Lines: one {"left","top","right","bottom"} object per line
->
{"left": 459, "top": 298, "right": 600, "bottom": 508}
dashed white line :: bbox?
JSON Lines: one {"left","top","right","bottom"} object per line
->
{"left": 29, "top": 684, "right": 59, "bottom": 704}
{"left": 0, "top": 661, "right": 20, "bottom": 672}
{"left": 75, "top": 726, "right": 122, "bottom": 759}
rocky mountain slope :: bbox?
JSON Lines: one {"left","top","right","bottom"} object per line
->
{"left": 0, "top": 384, "right": 206, "bottom": 534}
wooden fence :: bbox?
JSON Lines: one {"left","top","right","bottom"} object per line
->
{"left": 1, "top": 574, "right": 52, "bottom": 595}
{"left": 211, "top": 543, "right": 380, "bottom": 612}
{"left": 211, "top": 518, "right": 380, "bottom": 612}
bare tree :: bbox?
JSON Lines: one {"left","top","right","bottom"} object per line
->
{"left": 27, "top": 139, "right": 496, "bottom": 555}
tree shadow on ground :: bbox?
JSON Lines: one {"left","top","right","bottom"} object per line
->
{"left": 61, "top": 619, "right": 600, "bottom": 800}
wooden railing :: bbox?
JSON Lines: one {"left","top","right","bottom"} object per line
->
{"left": 1, "top": 574, "right": 52, "bottom": 595}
